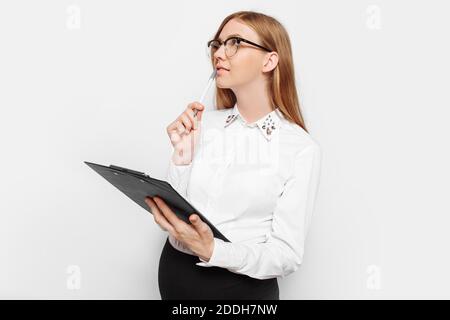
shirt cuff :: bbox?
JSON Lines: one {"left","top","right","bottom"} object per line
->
{"left": 196, "top": 237, "right": 231, "bottom": 268}
{"left": 167, "top": 157, "right": 193, "bottom": 192}
{"left": 168, "top": 157, "right": 192, "bottom": 176}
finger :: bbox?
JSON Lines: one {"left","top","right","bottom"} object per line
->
{"left": 170, "top": 131, "right": 181, "bottom": 144}
{"left": 147, "top": 197, "right": 175, "bottom": 233}
{"left": 167, "top": 120, "right": 184, "bottom": 137}
{"left": 145, "top": 197, "right": 163, "bottom": 223}
{"left": 179, "top": 113, "right": 192, "bottom": 133}
{"left": 167, "top": 119, "right": 181, "bottom": 134}
{"left": 174, "top": 120, "right": 185, "bottom": 135}
{"left": 190, "top": 102, "right": 205, "bottom": 122}
{"left": 145, "top": 197, "right": 176, "bottom": 234}
{"left": 190, "top": 131, "right": 194, "bottom": 155}
{"left": 196, "top": 109, "right": 204, "bottom": 122}
{"left": 189, "top": 102, "right": 205, "bottom": 114}
{"left": 185, "top": 108, "right": 197, "bottom": 130}
{"left": 144, "top": 196, "right": 158, "bottom": 214}
{"left": 153, "top": 196, "right": 187, "bottom": 231}
{"left": 166, "top": 120, "right": 176, "bottom": 133}
{"left": 189, "top": 214, "right": 211, "bottom": 237}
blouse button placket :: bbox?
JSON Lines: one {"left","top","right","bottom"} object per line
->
{"left": 206, "top": 150, "right": 233, "bottom": 211}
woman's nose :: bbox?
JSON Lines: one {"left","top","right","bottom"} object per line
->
{"left": 214, "top": 44, "right": 227, "bottom": 60}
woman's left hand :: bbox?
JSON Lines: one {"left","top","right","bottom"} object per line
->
{"left": 144, "top": 196, "right": 215, "bottom": 262}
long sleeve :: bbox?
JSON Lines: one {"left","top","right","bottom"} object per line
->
{"left": 196, "top": 144, "right": 322, "bottom": 280}
{"left": 165, "top": 157, "right": 197, "bottom": 255}
{"left": 166, "top": 116, "right": 204, "bottom": 198}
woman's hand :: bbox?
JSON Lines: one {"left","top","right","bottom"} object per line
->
{"left": 166, "top": 102, "right": 205, "bottom": 165}
{"left": 144, "top": 196, "right": 214, "bottom": 262}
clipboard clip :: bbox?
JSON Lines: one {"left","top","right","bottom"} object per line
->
{"left": 109, "top": 165, "right": 147, "bottom": 177}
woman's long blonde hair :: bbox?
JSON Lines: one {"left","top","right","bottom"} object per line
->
{"left": 210, "top": 11, "right": 308, "bottom": 133}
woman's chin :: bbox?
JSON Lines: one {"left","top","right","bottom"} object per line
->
{"left": 216, "top": 78, "right": 232, "bottom": 89}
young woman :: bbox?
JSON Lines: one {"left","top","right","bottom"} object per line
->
{"left": 145, "top": 10, "right": 322, "bottom": 300}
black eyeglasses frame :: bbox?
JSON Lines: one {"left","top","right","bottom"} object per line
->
{"left": 207, "top": 36, "right": 273, "bottom": 57}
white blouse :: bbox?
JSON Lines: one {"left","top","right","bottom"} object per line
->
{"left": 165, "top": 103, "right": 322, "bottom": 280}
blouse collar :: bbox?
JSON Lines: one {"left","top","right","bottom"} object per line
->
{"left": 223, "top": 103, "right": 283, "bottom": 141}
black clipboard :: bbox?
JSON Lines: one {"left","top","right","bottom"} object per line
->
{"left": 84, "top": 161, "right": 230, "bottom": 242}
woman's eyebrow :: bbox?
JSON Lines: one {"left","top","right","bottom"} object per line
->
{"left": 217, "top": 33, "right": 242, "bottom": 41}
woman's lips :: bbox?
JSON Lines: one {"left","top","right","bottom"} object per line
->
{"left": 217, "top": 68, "right": 229, "bottom": 75}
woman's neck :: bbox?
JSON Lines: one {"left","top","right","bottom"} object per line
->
{"left": 232, "top": 79, "right": 274, "bottom": 124}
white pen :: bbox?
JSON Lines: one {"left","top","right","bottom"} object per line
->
{"left": 193, "top": 69, "right": 217, "bottom": 117}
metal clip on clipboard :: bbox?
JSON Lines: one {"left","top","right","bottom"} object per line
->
{"left": 109, "top": 164, "right": 148, "bottom": 178}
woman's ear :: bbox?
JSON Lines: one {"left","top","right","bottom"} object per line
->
{"left": 262, "top": 52, "right": 279, "bottom": 73}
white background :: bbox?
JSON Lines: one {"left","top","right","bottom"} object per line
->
{"left": 1, "top": 0, "right": 449, "bottom": 299}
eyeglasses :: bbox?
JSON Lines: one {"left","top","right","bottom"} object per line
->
{"left": 207, "top": 36, "right": 272, "bottom": 59}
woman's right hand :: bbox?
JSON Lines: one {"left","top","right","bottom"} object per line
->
{"left": 166, "top": 102, "right": 205, "bottom": 165}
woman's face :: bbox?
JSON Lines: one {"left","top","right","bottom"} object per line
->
{"left": 213, "top": 19, "right": 271, "bottom": 90}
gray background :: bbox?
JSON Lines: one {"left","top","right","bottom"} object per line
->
{"left": 1, "top": 0, "right": 449, "bottom": 299}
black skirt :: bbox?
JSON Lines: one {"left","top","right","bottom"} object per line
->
{"left": 158, "top": 237, "right": 279, "bottom": 300}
